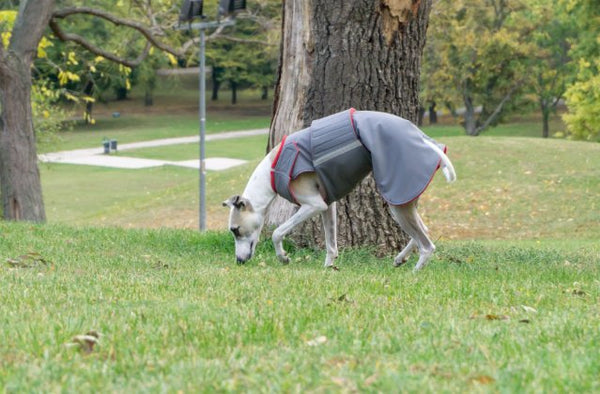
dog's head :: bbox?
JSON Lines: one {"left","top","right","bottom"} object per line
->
{"left": 222, "top": 195, "right": 263, "bottom": 264}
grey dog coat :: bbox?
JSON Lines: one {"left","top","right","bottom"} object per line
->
{"left": 270, "top": 109, "right": 446, "bottom": 206}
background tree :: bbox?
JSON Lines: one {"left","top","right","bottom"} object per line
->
{"left": 561, "top": 0, "right": 600, "bottom": 141}
{"left": 266, "top": 0, "right": 433, "bottom": 253}
{"left": 206, "top": 0, "right": 280, "bottom": 104}
{"left": 0, "top": 0, "right": 186, "bottom": 222}
{"left": 423, "top": 0, "right": 534, "bottom": 136}
{"left": 521, "top": 1, "right": 576, "bottom": 138}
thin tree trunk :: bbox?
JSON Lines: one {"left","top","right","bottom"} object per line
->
{"left": 83, "top": 80, "right": 95, "bottom": 123}
{"left": 429, "top": 101, "right": 437, "bottom": 124}
{"left": 230, "top": 80, "right": 237, "bottom": 104}
{"left": 211, "top": 66, "right": 221, "bottom": 101}
{"left": 541, "top": 100, "right": 550, "bottom": 138}
{"left": 267, "top": 0, "right": 432, "bottom": 254}
{"left": 463, "top": 94, "right": 478, "bottom": 136}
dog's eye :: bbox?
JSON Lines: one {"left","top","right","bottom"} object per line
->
{"left": 230, "top": 226, "right": 241, "bottom": 237}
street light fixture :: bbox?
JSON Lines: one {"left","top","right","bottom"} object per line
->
{"left": 179, "top": 0, "right": 204, "bottom": 22}
{"left": 177, "top": 0, "right": 246, "bottom": 231}
{"left": 218, "top": 0, "right": 247, "bottom": 17}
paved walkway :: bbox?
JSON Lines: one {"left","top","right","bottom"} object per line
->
{"left": 38, "top": 128, "right": 269, "bottom": 170}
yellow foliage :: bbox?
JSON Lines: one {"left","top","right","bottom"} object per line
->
{"left": 58, "top": 70, "right": 81, "bottom": 85}
{"left": 37, "top": 37, "right": 53, "bottom": 58}
{"left": 67, "top": 51, "right": 79, "bottom": 65}
{"left": 1, "top": 10, "right": 52, "bottom": 58}
{"left": 167, "top": 53, "right": 177, "bottom": 66}
{"left": 1, "top": 32, "right": 9, "bottom": 48}
{"left": 64, "top": 92, "right": 79, "bottom": 102}
{"left": 119, "top": 64, "right": 132, "bottom": 75}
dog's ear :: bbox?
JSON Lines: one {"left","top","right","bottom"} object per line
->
{"left": 222, "top": 195, "right": 239, "bottom": 208}
{"left": 223, "top": 195, "right": 252, "bottom": 211}
{"left": 222, "top": 196, "right": 234, "bottom": 208}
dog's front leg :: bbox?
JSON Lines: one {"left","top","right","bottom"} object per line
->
{"left": 272, "top": 202, "right": 327, "bottom": 264}
{"left": 394, "top": 238, "right": 417, "bottom": 267}
{"left": 320, "top": 202, "right": 338, "bottom": 267}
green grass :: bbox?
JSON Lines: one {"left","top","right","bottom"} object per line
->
{"left": 13, "top": 88, "right": 600, "bottom": 391}
{"left": 420, "top": 136, "right": 600, "bottom": 240}
{"left": 41, "top": 129, "right": 600, "bottom": 240}
{"left": 123, "top": 134, "right": 269, "bottom": 161}
{"left": 0, "top": 222, "right": 598, "bottom": 392}
{"left": 40, "top": 114, "right": 270, "bottom": 154}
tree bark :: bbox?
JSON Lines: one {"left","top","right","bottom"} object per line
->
{"left": 230, "top": 80, "right": 238, "bottom": 104}
{"left": 541, "top": 100, "right": 550, "bottom": 138}
{"left": 267, "top": 0, "right": 432, "bottom": 254}
{"left": 0, "top": 0, "right": 55, "bottom": 222}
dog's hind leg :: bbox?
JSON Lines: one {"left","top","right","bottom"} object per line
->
{"left": 389, "top": 200, "right": 435, "bottom": 271}
{"left": 321, "top": 202, "right": 338, "bottom": 267}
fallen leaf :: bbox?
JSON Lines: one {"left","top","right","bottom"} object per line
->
{"left": 471, "top": 375, "right": 495, "bottom": 385}
{"left": 519, "top": 319, "right": 531, "bottom": 324}
{"left": 151, "top": 261, "right": 169, "bottom": 269}
{"left": 485, "top": 314, "right": 509, "bottom": 321}
{"left": 521, "top": 305, "right": 537, "bottom": 313}
{"left": 68, "top": 330, "right": 101, "bottom": 354}
{"left": 564, "top": 288, "right": 586, "bottom": 297}
{"left": 331, "top": 377, "right": 356, "bottom": 390}
{"left": 6, "top": 252, "right": 53, "bottom": 269}
{"left": 364, "top": 374, "right": 378, "bottom": 386}
{"left": 306, "top": 335, "right": 327, "bottom": 346}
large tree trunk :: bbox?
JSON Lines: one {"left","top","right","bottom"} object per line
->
{"left": 267, "top": 0, "right": 433, "bottom": 254}
{"left": 0, "top": 0, "right": 55, "bottom": 222}
{"left": 0, "top": 54, "right": 46, "bottom": 221}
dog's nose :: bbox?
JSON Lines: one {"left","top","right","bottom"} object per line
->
{"left": 236, "top": 257, "right": 246, "bottom": 265}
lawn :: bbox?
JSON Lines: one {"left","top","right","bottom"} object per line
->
{"left": 9, "top": 80, "right": 600, "bottom": 391}
{"left": 41, "top": 129, "right": 600, "bottom": 240}
{"left": 0, "top": 223, "right": 598, "bottom": 392}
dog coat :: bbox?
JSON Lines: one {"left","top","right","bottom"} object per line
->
{"left": 270, "top": 109, "right": 446, "bottom": 206}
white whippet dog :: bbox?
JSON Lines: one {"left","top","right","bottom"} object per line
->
{"left": 223, "top": 112, "right": 456, "bottom": 271}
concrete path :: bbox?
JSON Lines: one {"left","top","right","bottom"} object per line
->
{"left": 38, "top": 128, "right": 269, "bottom": 170}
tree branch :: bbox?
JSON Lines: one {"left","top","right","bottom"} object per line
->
{"left": 50, "top": 6, "right": 184, "bottom": 68}
{"left": 476, "top": 82, "right": 521, "bottom": 134}
{"left": 11, "top": 0, "right": 56, "bottom": 63}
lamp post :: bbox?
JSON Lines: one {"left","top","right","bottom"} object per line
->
{"left": 178, "top": 0, "right": 246, "bottom": 231}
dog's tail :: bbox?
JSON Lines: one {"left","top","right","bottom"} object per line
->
{"left": 423, "top": 138, "right": 457, "bottom": 183}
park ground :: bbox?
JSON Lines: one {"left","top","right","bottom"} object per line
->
{"left": 37, "top": 75, "right": 599, "bottom": 242}
{"left": 1, "top": 75, "right": 598, "bottom": 392}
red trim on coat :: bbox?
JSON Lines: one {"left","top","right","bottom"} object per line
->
{"left": 270, "top": 135, "right": 287, "bottom": 192}
{"left": 403, "top": 145, "right": 449, "bottom": 206}
{"left": 349, "top": 108, "right": 358, "bottom": 137}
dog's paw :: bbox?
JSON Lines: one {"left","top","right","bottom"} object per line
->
{"left": 277, "top": 254, "right": 290, "bottom": 265}
{"left": 393, "top": 257, "right": 408, "bottom": 267}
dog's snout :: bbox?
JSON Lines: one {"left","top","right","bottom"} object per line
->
{"left": 236, "top": 256, "right": 246, "bottom": 265}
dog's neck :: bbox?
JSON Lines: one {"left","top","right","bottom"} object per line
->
{"left": 242, "top": 154, "right": 276, "bottom": 216}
